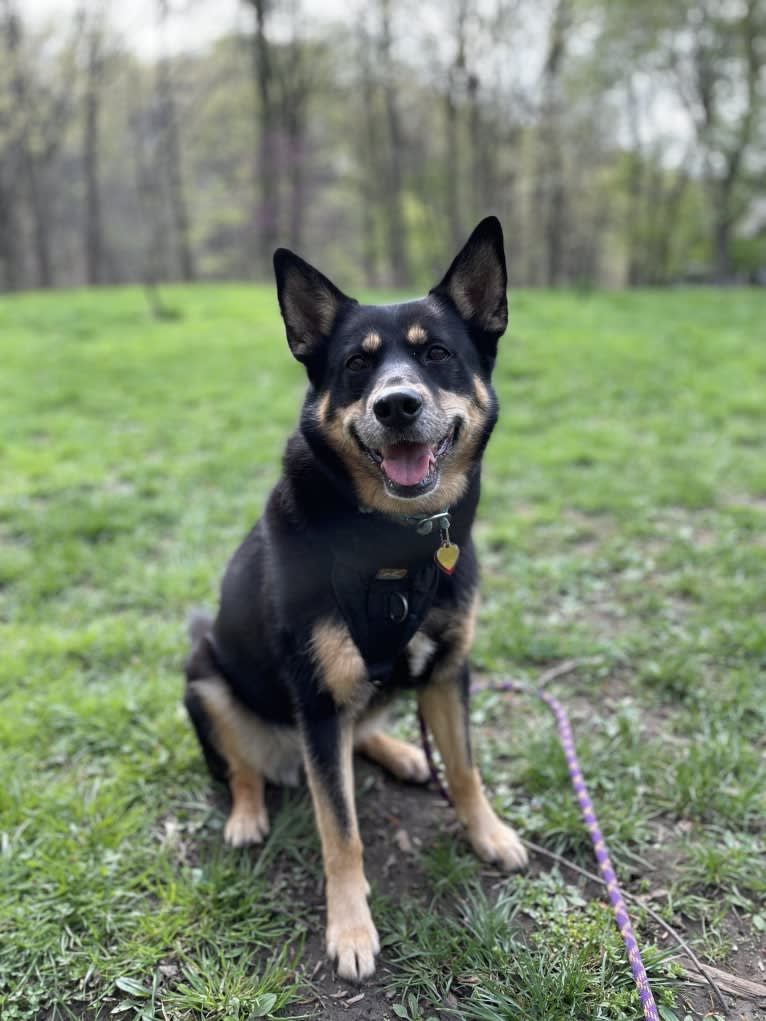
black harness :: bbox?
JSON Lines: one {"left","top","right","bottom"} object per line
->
{"left": 330, "top": 510, "right": 450, "bottom": 685}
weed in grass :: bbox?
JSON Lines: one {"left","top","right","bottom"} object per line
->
{"left": 661, "top": 733, "right": 765, "bottom": 826}
{"left": 382, "top": 876, "right": 680, "bottom": 1021}
{"left": 420, "top": 838, "right": 482, "bottom": 897}
{"left": 679, "top": 831, "right": 765, "bottom": 904}
{"left": 161, "top": 945, "right": 302, "bottom": 1020}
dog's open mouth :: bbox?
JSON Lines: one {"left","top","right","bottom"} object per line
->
{"left": 358, "top": 423, "right": 458, "bottom": 497}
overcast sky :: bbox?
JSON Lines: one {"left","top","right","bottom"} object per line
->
{"left": 24, "top": 0, "right": 245, "bottom": 57}
{"left": 22, "top": 0, "right": 363, "bottom": 57}
{"left": 22, "top": 0, "right": 692, "bottom": 162}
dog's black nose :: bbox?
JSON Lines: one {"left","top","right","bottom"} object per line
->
{"left": 373, "top": 388, "right": 423, "bottom": 427}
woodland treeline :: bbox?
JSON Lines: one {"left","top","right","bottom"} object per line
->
{"left": 1, "top": 0, "right": 765, "bottom": 293}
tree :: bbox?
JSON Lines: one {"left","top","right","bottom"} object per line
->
{"left": 535, "top": 0, "right": 571, "bottom": 286}
{"left": 444, "top": 0, "right": 469, "bottom": 252}
{"left": 244, "top": 0, "right": 280, "bottom": 276}
{"left": 669, "top": 0, "right": 766, "bottom": 280}
{"left": 156, "top": 0, "right": 196, "bottom": 281}
{"left": 278, "top": 2, "right": 314, "bottom": 252}
{"left": 2, "top": 0, "right": 79, "bottom": 288}
{"left": 83, "top": 10, "right": 105, "bottom": 285}
{"left": 378, "top": 0, "right": 410, "bottom": 287}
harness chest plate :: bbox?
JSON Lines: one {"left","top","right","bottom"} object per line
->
{"left": 331, "top": 556, "right": 439, "bottom": 685}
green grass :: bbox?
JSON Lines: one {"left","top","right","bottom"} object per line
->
{"left": 1, "top": 285, "right": 764, "bottom": 1019}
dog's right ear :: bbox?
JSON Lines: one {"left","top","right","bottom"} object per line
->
{"left": 273, "top": 249, "right": 357, "bottom": 364}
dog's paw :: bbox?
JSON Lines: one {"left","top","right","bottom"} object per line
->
{"left": 327, "top": 904, "right": 380, "bottom": 982}
{"left": 468, "top": 814, "right": 528, "bottom": 872}
{"left": 389, "top": 741, "right": 430, "bottom": 783}
{"left": 223, "top": 805, "right": 270, "bottom": 847}
{"left": 357, "top": 732, "right": 430, "bottom": 784}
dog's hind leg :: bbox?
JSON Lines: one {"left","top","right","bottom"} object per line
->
{"left": 185, "top": 626, "right": 269, "bottom": 846}
{"left": 185, "top": 677, "right": 270, "bottom": 846}
{"left": 223, "top": 766, "right": 268, "bottom": 848}
{"left": 354, "top": 727, "right": 429, "bottom": 783}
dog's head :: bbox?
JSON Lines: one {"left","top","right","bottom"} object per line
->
{"left": 274, "top": 217, "right": 508, "bottom": 515}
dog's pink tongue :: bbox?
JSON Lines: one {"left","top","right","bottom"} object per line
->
{"left": 381, "top": 442, "right": 433, "bottom": 486}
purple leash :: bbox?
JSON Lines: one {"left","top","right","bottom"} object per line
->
{"left": 418, "top": 678, "right": 660, "bottom": 1021}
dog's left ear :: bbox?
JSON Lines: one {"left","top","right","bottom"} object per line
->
{"left": 273, "top": 248, "right": 357, "bottom": 364}
{"left": 430, "top": 216, "right": 508, "bottom": 338}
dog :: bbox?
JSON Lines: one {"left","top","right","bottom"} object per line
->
{"left": 184, "top": 216, "right": 528, "bottom": 982}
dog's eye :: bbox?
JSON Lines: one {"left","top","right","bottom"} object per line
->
{"left": 425, "top": 345, "right": 451, "bottom": 363}
{"left": 346, "top": 354, "right": 369, "bottom": 373}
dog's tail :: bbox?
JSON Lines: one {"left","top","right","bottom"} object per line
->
{"left": 184, "top": 609, "right": 228, "bottom": 784}
{"left": 187, "top": 610, "right": 214, "bottom": 646}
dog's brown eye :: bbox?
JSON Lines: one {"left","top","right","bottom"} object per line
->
{"left": 426, "top": 345, "right": 451, "bottom": 362}
{"left": 346, "top": 354, "right": 369, "bottom": 372}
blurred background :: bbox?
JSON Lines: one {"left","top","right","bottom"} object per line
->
{"left": 2, "top": 0, "right": 765, "bottom": 293}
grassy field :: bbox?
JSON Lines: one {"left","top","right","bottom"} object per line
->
{"left": 0, "top": 285, "right": 764, "bottom": 1021}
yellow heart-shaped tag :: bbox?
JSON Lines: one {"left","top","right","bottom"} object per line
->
{"left": 435, "top": 542, "right": 460, "bottom": 575}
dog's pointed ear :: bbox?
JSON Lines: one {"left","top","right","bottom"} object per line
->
{"left": 273, "top": 248, "right": 356, "bottom": 363}
{"left": 430, "top": 217, "right": 508, "bottom": 337}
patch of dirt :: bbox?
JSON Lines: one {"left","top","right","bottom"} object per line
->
{"left": 724, "top": 494, "right": 766, "bottom": 513}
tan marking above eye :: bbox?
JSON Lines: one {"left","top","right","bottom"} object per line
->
{"left": 406, "top": 324, "right": 428, "bottom": 345}
{"left": 473, "top": 375, "right": 490, "bottom": 410}
{"left": 361, "top": 332, "right": 382, "bottom": 353}
{"left": 316, "top": 392, "right": 331, "bottom": 424}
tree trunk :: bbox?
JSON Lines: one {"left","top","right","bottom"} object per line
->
{"left": 83, "top": 23, "right": 104, "bottom": 285}
{"left": 536, "top": 0, "right": 570, "bottom": 286}
{"left": 165, "top": 103, "right": 196, "bottom": 282}
{"left": 131, "top": 105, "right": 171, "bottom": 314}
{"left": 625, "top": 152, "right": 644, "bottom": 285}
{"left": 467, "top": 72, "right": 492, "bottom": 222}
{"left": 247, "top": 0, "right": 280, "bottom": 277}
{"left": 712, "top": 187, "right": 734, "bottom": 282}
{"left": 379, "top": 0, "right": 410, "bottom": 287}
{"left": 356, "top": 27, "right": 380, "bottom": 286}
{"left": 157, "top": 0, "right": 195, "bottom": 281}
{"left": 5, "top": 4, "right": 52, "bottom": 287}
{"left": 545, "top": 173, "right": 566, "bottom": 286}
{"left": 0, "top": 175, "right": 21, "bottom": 290}
{"left": 286, "top": 129, "right": 305, "bottom": 252}
{"left": 281, "top": 22, "right": 310, "bottom": 254}
{"left": 444, "top": 73, "right": 462, "bottom": 251}
{"left": 443, "top": 1, "right": 468, "bottom": 251}
{"left": 25, "top": 157, "right": 53, "bottom": 287}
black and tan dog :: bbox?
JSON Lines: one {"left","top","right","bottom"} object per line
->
{"left": 184, "top": 216, "right": 527, "bottom": 981}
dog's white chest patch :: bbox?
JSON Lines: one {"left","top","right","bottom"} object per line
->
{"left": 407, "top": 632, "right": 436, "bottom": 678}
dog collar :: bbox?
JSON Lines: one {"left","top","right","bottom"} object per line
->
{"left": 357, "top": 506, "right": 459, "bottom": 577}
{"left": 358, "top": 505, "right": 450, "bottom": 535}
{"left": 406, "top": 509, "right": 452, "bottom": 535}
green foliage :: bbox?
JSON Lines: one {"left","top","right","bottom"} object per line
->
{"left": 732, "top": 235, "right": 766, "bottom": 275}
{"left": 1, "top": 285, "right": 765, "bottom": 1018}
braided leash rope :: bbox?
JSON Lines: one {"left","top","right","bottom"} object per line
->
{"left": 418, "top": 678, "right": 660, "bottom": 1021}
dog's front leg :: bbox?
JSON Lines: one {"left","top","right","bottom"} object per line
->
{"left": 418, "top": 664, "right": 528, "bottom": 871}
{"left": 302, "top": 712, "right": 379, "bottom": 982}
